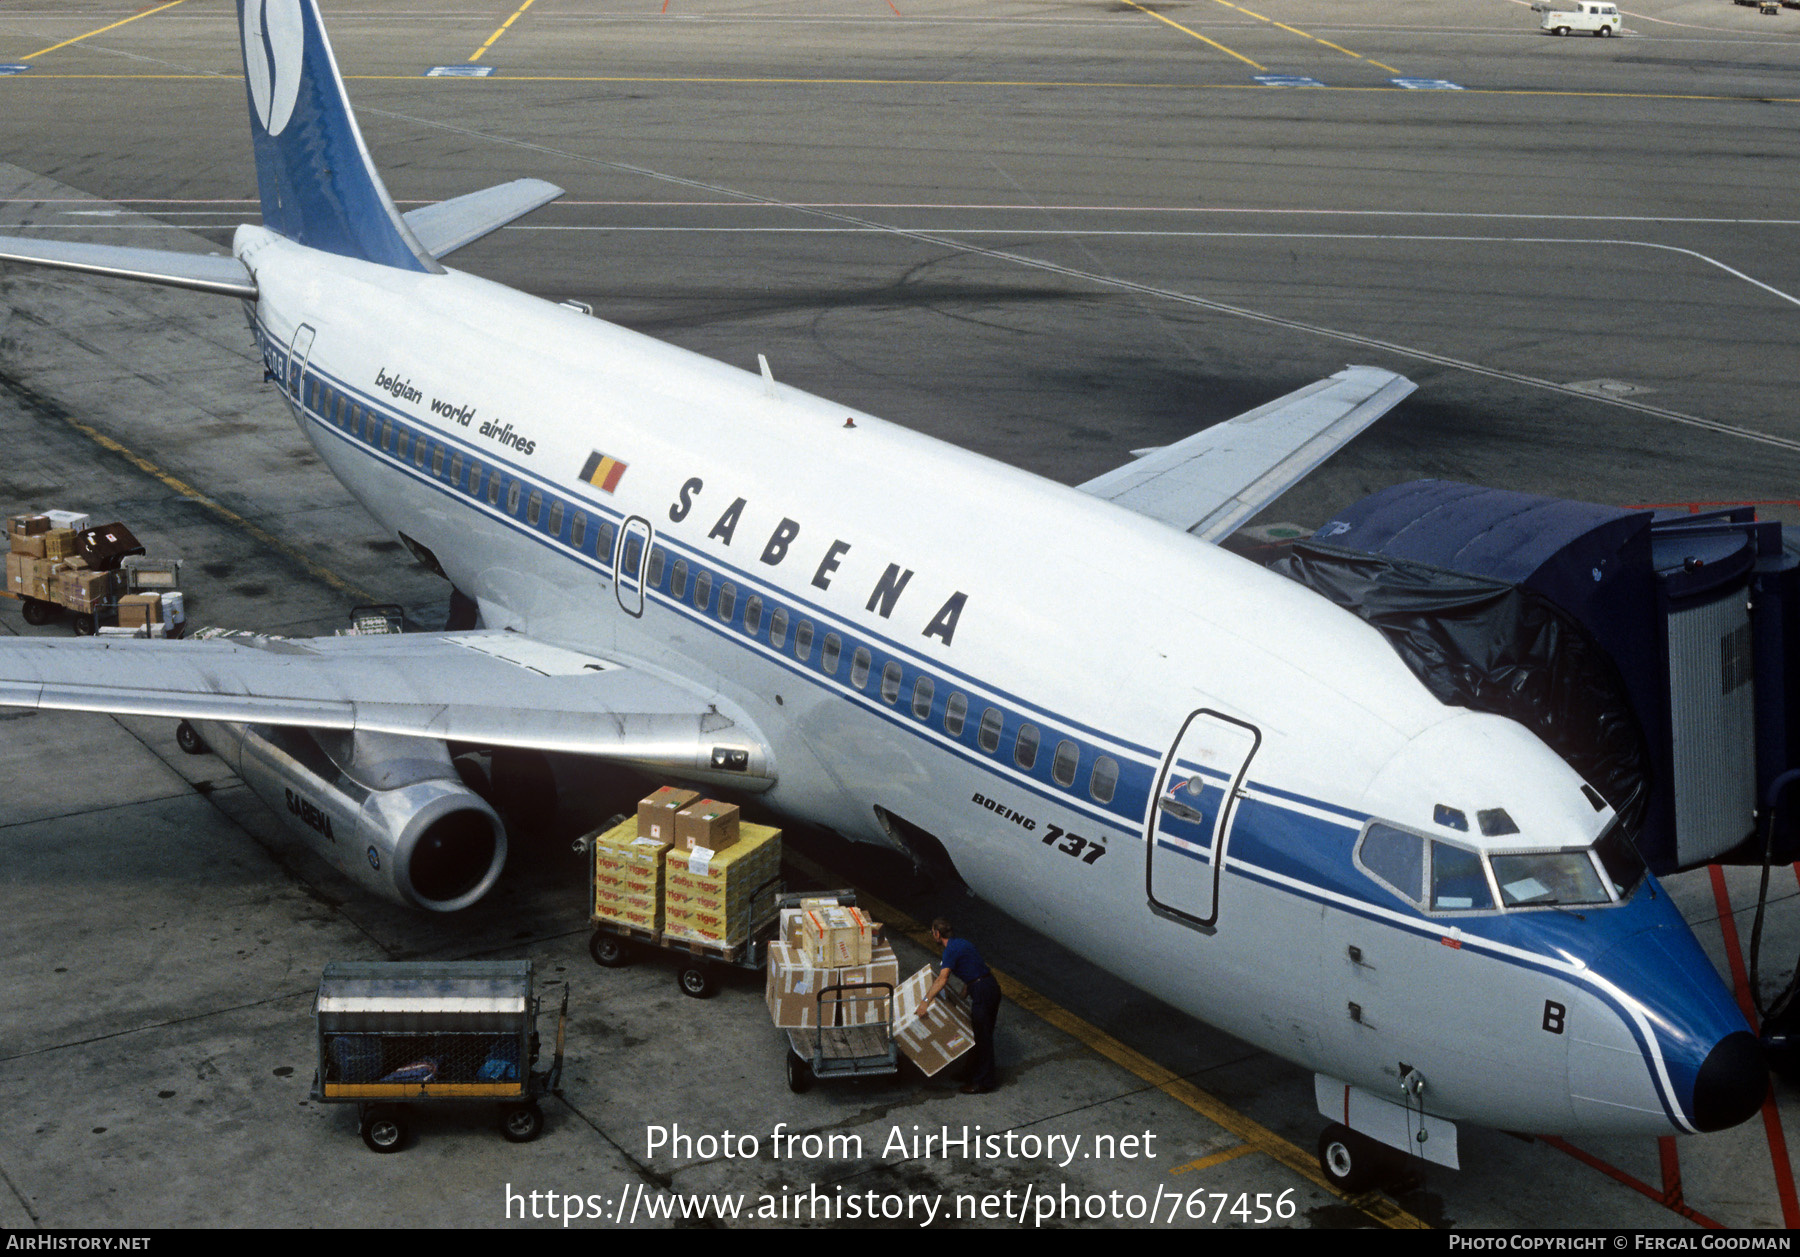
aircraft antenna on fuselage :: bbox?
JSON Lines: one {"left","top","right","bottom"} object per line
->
{"left": 236, "top": 0, "right": 441, "bottom": 274}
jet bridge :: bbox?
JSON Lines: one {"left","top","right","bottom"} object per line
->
{"left": 1272, "top": 479, "right": 1800, "bottom": 876}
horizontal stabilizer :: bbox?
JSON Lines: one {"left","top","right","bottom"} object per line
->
{"left": 403, "top": 179, "right": 565, "bottom": 259}
{"left": 1079, "top": 366, "right": 1417, "bottom": 543}
{"left": 0, "top": 630, "right": 773, "bottom": 781}
{"left": 0, "top": 235, "right": 257, "bottom": 298}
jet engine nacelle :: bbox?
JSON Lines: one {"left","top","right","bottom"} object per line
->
{"left": 193, "top": 720, "right": 506, "bottom": 911}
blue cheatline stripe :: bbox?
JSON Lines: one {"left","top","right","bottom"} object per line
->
{"left": 273, "top": 325, "right": 1696, "bottom": 1130}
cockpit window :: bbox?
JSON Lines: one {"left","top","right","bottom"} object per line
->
{"left": 1592, "top": 823, "right": 1645, "bottom": 899}
{"left": 1491, "top": 851, "right": 1611, "bottom": 907}
{"left": 1433, "top": 804, "right": 1468, "bottom": 832}
{"left": 1477, "top": 808, "right": 1519, "bottom": 837}
{"left": 1358, "top": 823, "right": 1424, "bottom": 904}
{"left": 1430, "top": 841, "right": 1494, "bottom": 911}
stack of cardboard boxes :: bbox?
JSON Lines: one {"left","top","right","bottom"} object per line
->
{"left": 587, "top": 788, "right": 783, "bottom": 948}
{"left": 765, "top": 901, "right": 903, "bottom": 1034}
{"left": 7, "top": 513, "right": 106, "bottom": 610}
{"left": 6, "top": 513, "right": 182, "bottom": 635}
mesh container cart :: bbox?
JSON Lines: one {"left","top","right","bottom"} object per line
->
{"left": 310, "top": 960, "right": 567, "bottom": 1153}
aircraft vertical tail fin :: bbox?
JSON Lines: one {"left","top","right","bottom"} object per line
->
{"left": 237, "top": 0, "right": 440, "bottom": 273}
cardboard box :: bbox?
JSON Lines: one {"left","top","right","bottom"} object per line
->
{"left": 659, "top": 823, "right": 781, "bottom": 947}
{"left": 118, "top": 592, "right": 162, "bottom": 629}
{"left": 673, "top": 799, "right": 740, "bottom": 853}
{"left": 766, "top": 942, "right": 830, "bottom": 1028}
{"left": 892, "top": 965, "right": 977, "bottom": 1077}
{"left": 4, "top": 551, "right": 26, "bottom": 596}
{"left": 589, "top": 817, "right": 669, "bottom": 927}
{"left": 28, "top": 559, "right": 67, "bottom": 602}
{"left": 11, "top": 534, "right": 46, "bottom": 559}
{"left": 8, "top": 514, "right": 49, "bottom": 537}
{"left": 636, "top": 786, "right": 699, "bottom": 844}
{"left": 56, "top": 569, "right": 111, "bottom": 612}
{"left": 829, "top": 942, "right": 901, "bottom": 1027}
{"left": 41, "top": 529, "right": 77, "bottom": 559}
{"left": 802, "top": 904, "right": 875, "bottom": 967}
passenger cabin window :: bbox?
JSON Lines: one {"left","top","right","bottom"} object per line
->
{"left": 647, "top": 546, "right": 666, "bottom": 589}
{"left": 571, "top": 511, "right": 586, "bottom": 551}
{"left": 467, "top": 461, "right": 482, "bottom": 494}
{"left": 1052, "top": 740, "right": 1079, "bottom": 787}
{"left": 718, "top": 582, "right": 737, "bottom": 622}
{"left": 944, "top": 692, "right": 967, "bottom": 737}
{"left": 411, "top": 435, "right": 425, "bottom": 467}
{"left": 978, "top": 707, "right": 1003, "bottom": 753}
{"left": 527, "top": 490, "right": 542, "bottom": 526}
{"left": 548, "top": 501, "right": 563, "bottom": 536}
{"left": 432, "top": 447, "right": 445, "bottom": 478}
{"left": 795, "top": 620, "right": 815, "bottom": 663}
{"left": 769, "top": 607, "right": 789, "bottom": 649}
{"left": 693, "top": 570, "right": 712, "bottom": 611}
{"left": 880, "top": 661, "right": 903, "bottom": 703}
{"left": 1089, "top": 755, "right": 1118, "bottom": 804}
{"left": 820, "top": 633, "right": 840, "bottom": 675}
{"left": 912, "top": 676, "right": 934, "bottom": 721}
{"left": 669, "top": 558, "right": 688, "bottom": 598}
{"left": 595, "top": 521, "right": 616, "bottom": 565}
{"left": 622, "top": 532, "right": 644, "bottom": 578}
{"left": 1014, "top": 724, "right": 1039, "bottom": 770}
{"left": 743, "top": 595, "right": 762, "bottom": 636}
{"left": 506, "top": 481, "right": 521, "bottom": 514}
{"left": 851, "top": 647, "right": 872, "bottom": 690}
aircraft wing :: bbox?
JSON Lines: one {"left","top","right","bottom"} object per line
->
{"left": 0, "top": 629, "right": 771, "bottom": 780}
{"left": 1077, "top": 365, "right": 1416, "bottom": 542}
{"left": 402, "top": 179, "right": 565, "bottom": 260}
{"left": 0, "top": 235, "right": 257, "bottom": 298}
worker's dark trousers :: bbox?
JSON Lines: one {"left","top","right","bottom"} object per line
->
{"left": 967, "top": 976, "right": 1001, "bottom": 1090}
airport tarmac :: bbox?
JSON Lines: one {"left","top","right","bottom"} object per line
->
{"left": 2, "top": 0, "right": 1800, "bottom": 1230}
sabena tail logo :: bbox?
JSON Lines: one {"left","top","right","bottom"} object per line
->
{"left": 243, "top": 0, "right": 304, "bottom": 137}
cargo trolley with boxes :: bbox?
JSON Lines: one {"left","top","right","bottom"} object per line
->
{"left": 310, "top": 960, "right": 566, "bottom": 1153}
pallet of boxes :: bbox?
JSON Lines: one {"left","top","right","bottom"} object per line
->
{"left": 584, "top": 787, "right": 784, "bottom": 999}
{"left": 766, "top": 899, "right": 977, "bottom": 1092}
{"left": 4, "top": 512, "right": 185, "bottom": 637}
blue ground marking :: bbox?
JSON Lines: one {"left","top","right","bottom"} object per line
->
{"left": 425, "top": 65, "right": 495, "bottom": 77}
{"left": 1390, "top": 77, "right": 1464, "bottom": 90}
{"left": 1255, "top": 74, "right": 1324, "bottom": 87}
{"left": 0, "top": 65, "right": 31, "bottom": 75}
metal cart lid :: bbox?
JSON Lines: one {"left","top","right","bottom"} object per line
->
{"left": 316, "top": 961, "right": 532, "bottom": 1014}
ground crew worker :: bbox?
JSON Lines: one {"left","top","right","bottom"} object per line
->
{"left": 921, "top": 916, "right": 1000, "bottom": 1093}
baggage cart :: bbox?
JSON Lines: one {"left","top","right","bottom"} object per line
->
{"left": 782, "top": 979, "right": 900, "bottom": 1093}
{"left": 579, "top": 814, "right": 802, "bottom": 998}
{"left": 309, "top": 960, "right": 567, "bottom": 1153}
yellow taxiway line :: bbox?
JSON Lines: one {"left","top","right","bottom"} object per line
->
{"left": 17, "top": 0, "right": 188, "bottom": 63}
{"left": 471, "top": 0, "right": 540, "bottom": 63}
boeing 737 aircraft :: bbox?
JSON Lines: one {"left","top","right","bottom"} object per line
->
{"left": 0, "top": 0, "right": 1769, "bottom": 1188}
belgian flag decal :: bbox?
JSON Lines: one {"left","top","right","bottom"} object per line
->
{"left": 579, "top": 451, "right": 628, "bottom": 493}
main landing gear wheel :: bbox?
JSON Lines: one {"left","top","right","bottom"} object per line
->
{"left": 589, "top": 932, "right": 630, "bottom": 968}
{"left": 500, "top": 1102, "right": 545, "bottom": 1143}
{"left": 71, "top": 613, "right": 96, "bottom": 636}
{"left": 175, "top": 720, "right": 208, "bottom": 755}
{"left": 20, "top": 598, "right": 55, "bottom": 626}
{"left": 787, "top": 1049, "right": 813, "bottom": 1094}
{"left": 361, "top": 1105, "right": 409, "bottom": 1153}
{"left": 678, "top": 965, "right": 716, "bottom": 999}
{"left": 1317, "top": 1123, "right": 1389, "bottom": 1193}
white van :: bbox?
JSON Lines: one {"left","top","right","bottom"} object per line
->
{"left": 1537, "top": 1, "right": 1621, "bottom": 35}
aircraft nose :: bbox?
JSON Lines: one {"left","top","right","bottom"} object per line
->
{"left": 1690, "top": 1031, "right": 1768, "bottom": 1132}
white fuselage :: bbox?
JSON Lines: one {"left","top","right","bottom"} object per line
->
{"left": 232, "top": 225, "right": 1750, "bottom": 1141}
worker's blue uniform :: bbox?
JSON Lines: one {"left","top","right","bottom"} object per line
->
{"left": 941, "top": 937, "right": 1000, "bottom": 1091}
